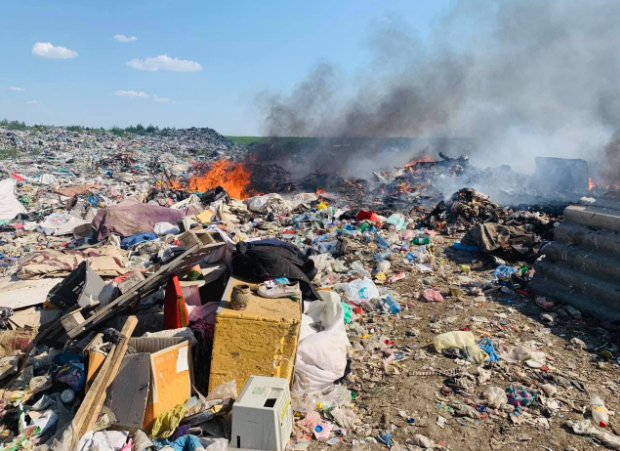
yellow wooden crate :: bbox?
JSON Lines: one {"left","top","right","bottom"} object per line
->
{"left": 208, "top": 278, "right": 301, "bottom": 394}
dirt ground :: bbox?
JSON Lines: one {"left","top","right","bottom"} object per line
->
{"left": 319, "top": 234, "right": 620, "bottom": 451}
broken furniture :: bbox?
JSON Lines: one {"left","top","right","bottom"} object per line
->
{"left": 53, "top": 235, "right": 224, "bottom": 339}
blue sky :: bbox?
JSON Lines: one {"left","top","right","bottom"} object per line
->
{"left": 0, "top": 0, "right": 453, "bottom": 135}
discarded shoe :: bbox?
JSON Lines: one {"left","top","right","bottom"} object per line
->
{"left": 257, "top": 282, "right": 301, "bottom": 299}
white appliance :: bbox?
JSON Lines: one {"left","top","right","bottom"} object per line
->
{"left": 230, "top": 376, "right": 294, "bottom": 451}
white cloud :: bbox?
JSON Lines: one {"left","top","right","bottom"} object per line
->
{"left": 32, "top": 42, "right": 78, "bottom": 59}
{"left": 27, "top": 100, "right": 41, "bottom": 104}
{"left": 126, "top": 54, "right": 201, "bottom": 72}
{"left": 114, "top": 90, "right": 149, "bottom": 98}
{"left": 153, "top": 96, "right": 171, "bottom": 103}
{"left": 8, "top": 87, "right": 25, "bottom": 92}
{"left": 114, "top": 34, "right": 137, "bottom": 43}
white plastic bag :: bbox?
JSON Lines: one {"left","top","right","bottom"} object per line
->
{"left": 153, "top": 222, "right": 180, "bottom": 235}
{"left": 309, "top": 253, "right": 334, "bottom": 272}
{"left": 344, "top": 278, "right": 379, "bottom": 304}
{"left": 206, "top": 379, "right": 237, "bottom": 401}
{"left": 483, "top": 386, "right": 508, "bottom": 408}
{"left": 39, "top": 213, "right": 88, "bottom": 236}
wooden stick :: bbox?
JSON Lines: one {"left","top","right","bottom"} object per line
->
{"left": 73, "top": 316, "right": 138, "bottom": 437}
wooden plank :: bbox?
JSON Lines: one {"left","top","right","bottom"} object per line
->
{"left": 73, "top": 344, "right": 117, "bottom": 432}
{"left": 104, "top": 353, "right": 150, "bottom": 430}
{"left": 66, "top": 241, "right": 223, "bottom": 338}
{"left": 73, "top": 316, "right": 138, "bottom": 437}
{"left": 84, "top": 332, "right": 105, "bottom": 393}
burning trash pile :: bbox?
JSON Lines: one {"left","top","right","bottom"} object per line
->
{"left": 0, "top": 125, "right": 618, "bottom": 451}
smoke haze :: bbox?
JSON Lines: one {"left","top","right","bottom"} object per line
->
{"left": 257, "top": 0, "right": 620, "bottom": 183}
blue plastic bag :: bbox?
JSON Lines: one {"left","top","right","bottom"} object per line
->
{"left": 493, "top": 265, "right": 516, "bottom": 279}
{"left": 478, "top": 338, "right": 499, "bottom": 362}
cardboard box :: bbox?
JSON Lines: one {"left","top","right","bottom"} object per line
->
{"left": 127, "top": 337, "right": 192, "bottom": 430}
{"left": 87, "top": 337, "right": 192, "bottom": 431}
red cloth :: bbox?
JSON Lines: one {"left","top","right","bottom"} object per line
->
{"left": 355, "top": 210, "right": 380, "bottom": 223}
{"left": 164, "top": 275, "right": 189, "bottom": 329}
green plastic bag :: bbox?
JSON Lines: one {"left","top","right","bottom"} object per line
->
{"left": 341, "top": 302, "right": 352, "bottom": 324}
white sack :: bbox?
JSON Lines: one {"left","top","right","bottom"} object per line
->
{"left": 39, "top": 174, "right": 58, "bottom": 185}
{"left": 245, "top": 193, "right": 293, "bottom": 215}
{"left": 293, "top": 291, "right": 350, "bottom": 395}
{"left": 0, "top": 179, "right": 26, "bottom": 222}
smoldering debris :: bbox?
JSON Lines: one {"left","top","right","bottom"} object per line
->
{"left": 257, "top": 0, "right": 620, "bottom": 184}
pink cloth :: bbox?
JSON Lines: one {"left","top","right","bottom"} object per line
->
{"left": 91, "top": 197, "right": 193, "bottom": 240}
{"left": 422, "top": 289, "right": 444, "bottom": 303}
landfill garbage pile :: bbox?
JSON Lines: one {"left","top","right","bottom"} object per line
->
{"left": 0, "top": 126, "right": 618, "bottom": 451}
{"left": 0, "top": 126, "right": 243, "bottom": 158}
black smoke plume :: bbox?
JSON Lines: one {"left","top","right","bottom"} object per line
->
{"left": 256, "top": 0, "right": 620, "bottom": 183}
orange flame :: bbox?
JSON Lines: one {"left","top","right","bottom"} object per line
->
{"left": 404, "top": 155, "right": 434, "bottom": 169}
{"left": 187, "top": 159, "right": 253, "bottom": 199}
{"left": 397, "top": 182, "right": 413, "bottom": 193}
{"left": 316, "top": 187, "right": 327, "bottom": 195}
{"left": 589, "top": 177, "right": 594, "bottom": 191}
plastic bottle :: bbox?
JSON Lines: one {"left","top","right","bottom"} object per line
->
{"left": 404, "top": 252, "right": 417, "bottom": 262}
{"left": 383, "top": 295, "right": 401, "bottom": 314}
{"left": 318, "top": 242, "right": 336, "bottom": 254}
{"left": 313, "top": 423, "right": 333, "bottom": 441}
{"left": 350, "top": 261, "right": 371, "bottom": 278}
{"left": 376, "top": 235, "right": 391, "bottom": 248}
{"left": 375, "top": 251, "right": 392, "bottom": 262}
{"left": 411, "top": 237, "right": 430, "bottom": 245}
{"left": 590, "top": 394, "right": 609, "bottom": 427}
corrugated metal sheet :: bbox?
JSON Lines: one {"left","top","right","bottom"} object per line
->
{"left": 529, "top": 197, "right": 620, "bottom": 320}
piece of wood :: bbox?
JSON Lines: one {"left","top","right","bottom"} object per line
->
{"left": 9, "top": 308, "right": 41, "bottom": 330}
{"left": 105, "top": 353, "right": 150, "bottom": 430}
{"left": 84, "top": 332, "right": 105, "bottom": 393}
{"left": 73, "top": 316, "right": 138, "bottom": 437}
{"left": 60, "top": 310, "right": 86, "bottom": 333}
{"left": 65, "top": 241, "right": 224, "bottom": 338}
{"left": 73, "top": 345, "right": 117, "bottom": 433}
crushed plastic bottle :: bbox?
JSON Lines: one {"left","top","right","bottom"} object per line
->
{"left": 383, "top": 295, "right": 401, "bottom": 314}
{"left": 350, "top": 261, "right": 371, "bottom": 278}
{"left": 375, "top": 251, "right": 392, "bottom": 262}
{"left": 404, "top": 252, "right": 418, "bottom": 262}
{"left": 590, "top": 394, "right": 609, "bottom": 427}
{"left": 376, "top": 234, "right": 391, "bottom": 248}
